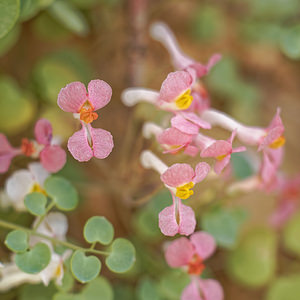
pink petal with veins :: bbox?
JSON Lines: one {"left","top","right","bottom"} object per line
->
{"left": 159, "top": 71, "right": 193, "bottom": 103}
{"left": 34, "top": 119, "right": 53, "bottom": 146}
{"left": 178, "top": 202, "right": 196, "bottom": 236}
{"left": 181, "top": 112, "right": 211, "bottom": 129}
{"left": 40, "top": 145, "right": 66, "bottom": 173}
{"left": 214, "top": 155, "right": 231, "bottom": 175}
{"left": 171, "top": 115, "right": 200, "bottom": 135}
{"left": 158, "top": 204, "right": 179, "bottom": 236}
{"left": 184, "top": 145, "right": 199, "bottom": 157}
{"left": 193, "top": 162, "right": 210, "bottom": 183}
{"left": 190, "top": 231, "right": 216, "bottom": 260}
{"left": 87, "top": 79, "right": 112, "bottom": 111}
{"left": 90, "top": 127, "right": 114, "bottom": 159}
{"left": 201, "top": 140, "right": 232, "bottom": 158}
{"left": 161, "top": 163, "right": 194, "bottom": 187}
{"left": 57, "top": 81, "right": 87, "bottom": 113}
{"left": 157, "top": 128, "right": 192, "bottom": 146}
{"left": 165, "top": 237, "right": 194, "bottom": 268}
{"left": 0, "top": 134, "right": 19, "bottom": 173}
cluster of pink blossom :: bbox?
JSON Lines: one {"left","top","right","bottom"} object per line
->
{"left": 122, "top": 22, "right": 287, "bottom": 300}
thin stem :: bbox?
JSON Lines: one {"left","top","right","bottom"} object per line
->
{"left": 0, "top": 219, "right": 110, "bottom": 257}
{"left": 33, "top": 200, "right": 56, "bottom": 231}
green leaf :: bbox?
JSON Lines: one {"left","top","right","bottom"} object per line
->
{"left": 266, "top": 274, "right": 300, "bottom": 300}
{"left": 24, "top": 192, "right": 47, "bottom": 216}
{"left": 84, "top": 216, "right": 114, "bottom": 245}
{"left": 81, "top": 277, "right": 113, "bottom": 300}
{"left": 227, "top": 228, "right": 277, "bottom": 287}
{"left": 283, "top": 212, "right": 300, "bottom": 256}
{"left": 48, "top": 0, "right": 89, "bottom": 36}
{"left": 0, "top": 24, "right": 20, "bottom": 56}
{"left": 137, "top": 278, "right": 160, "bottom": 300}
{"left": 20, "top": 282, "right": 57, "bottom": 300}
{"left": 0, "top": 0, "right": 20, "bottom": 38}
{"left": 53, "top": 294, "right": 83, "bottom": 300}
{"left": 5, "top": 230, "right": 28, "bottom": 252}
{"left": 0, "top": 76, "right": 35, "bottom": 134}
{"left": 105, "top": 238, "right": 135, "bottom": 273}
{"left": 44, "top": 176, "right": 78, "bottom": 211}
{"left": 55, "top": 269, "right": 74, "bottom": 293}
{"left": 280, "top": 25, "right": 300, "bottom": 60}
{"left": 15, "top": 242, "right": 51, "bottom": 274}
{"left": 201, "top": 206, "right": 247, "bottom": 248}
{"left": 71, "top": 250, "right": 101, "bottom": 283}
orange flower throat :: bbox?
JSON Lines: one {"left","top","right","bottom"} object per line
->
{"left": 21, "top": 138, "right": 35, "bottom": 156}
{"left": 188, "top": 254, "right": 206, "bottom": 275}
{"left": 79, "top": 101, "right": 98, "bottom": 124}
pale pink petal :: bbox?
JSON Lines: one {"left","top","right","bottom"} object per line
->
{"left": 159, "top": 204, "right": 179, "bottom": 236}
{"left": 189, "top": 92, "right": 210, "bottom": 114}
{"left": 161, "top": 163, "right": 195, "bottom": 187}
{"left": 178, "top": 202, "right": 196, "bottom": 236}
{"left": 267, "top": 147, "right": 283, "bottom": 168}
{"left": 201, "top": 141, "right": 232, "bottom": 158}
{"left": 232, "top": 146, "right": 247, "bottom": 153}
{"left": 190, "top": 231, "right": 216, "bottom": 260}
{"left": 214, "top": 155, "right": 231, "bottom": 175}
{"left": 193, "top": 162, "right": 210, "bottom": 183}
{"left": 57, "top": 81, "right": 87, "bottom": 113}
{"left": 157, "top": 128, "right": 192, "bottom": 146}
{"left": 190, "top": 53, "right": 222, "bottom": 78}
{"left": 165, "top": 237, "right": 194, "bottom": 268}
{"left": 268, "top": 108, "right": 284, "bottom": 130}
{"left": 40, "top": 145, "right": 66, "bottom": 173}
{"left": 87, "top": 79, "right": 112, "bottom": 111}
{"left": 67, "top": 127, "right": 93, "bottom": 162}
{"left": 0, "top": 134, "right": 19, "bottom": 173}
{"left": 184, "top": 145, "right": 199, "bottom": 157}
{"left": 228, "top": 129, "right": 237, "bottom": 144}
{"left": 258, "top": 127, "right": 283, "bottom": 151}
{"left": 159, "top": 71, "right": 193, "bottom": 103}
{"left": 260, "top": 152, "right": 277, "bottom": 185}
{"left": 181, "top": 280, "right": 203, "bottom": 300}
{"left": 90, "top": 127, "right": 114, "bottom": 159}
{"left": 171, "top": 115, "right": 200, "bottom": 135}
{"left": 34, "top": 119, "right": 53, "bottom": 146}
{"left": 181, "top": 112, "right": 211, "bottom": 130}
{"left": 199, "top": 279, "right": 224, "bottom": 300}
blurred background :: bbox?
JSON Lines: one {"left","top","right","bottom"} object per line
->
{"left": 1, "top": 0, "right": 300, "bottom": 299}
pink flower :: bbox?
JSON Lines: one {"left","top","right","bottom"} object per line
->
{"left": 199, "top": 130, "right": 246, "bottom": 174}
{"left": 57, "top": 80, "right": 114, "bottom": 162}
{"left": 164, "top": 231, "right": 224, "bottom": 300}
{"left": 160, "top": 162, "right": 210, "bottom": 199}
{"left": 0, "top": 134, "right": 20, "bottom": 173}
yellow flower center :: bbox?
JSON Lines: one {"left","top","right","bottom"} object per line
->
{"left": 269, "top": 136, "right": 285, "bottom": 149}
{"left": 30, "top": 183, "right": 46, "bottom": 195}
{"left": 176, "top": 182, "right": 194, "bottom": 199}
{"left": 79, "top": 101, "right": 98, "bottom": 124}
{"left": 216, "top": 154, "right": 227, "bottom": 161}
{"left": 54, "top": 265, "right": 62, "bottom": 278}
{"left": 175, "top": 89, "right": 193, "bottom": 110}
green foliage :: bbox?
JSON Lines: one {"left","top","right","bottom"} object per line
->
{"left": 71, "top": 250, "right": 101, "bottom": 283}
{"left": 283, "top": 212, "right": 300, "bottom": 256}
{"left": 20, "top": 282, "right": 57, "bottom": 300}
{"left": 280, "top": 25, "right": 300, "bottom": 60}
{"left": 44, "top": 176, "right": 79, "bottom": 211}
{"left": 15, "top": 242, "right": 51, "bottom": 274}
{"left": 0, "top": 0, "right": 20, "bottom": 38}
{"left": 0, "top": 25, "right": 20, "bottom": 56}
{"left": 227, "top": 228, "right": 277, "bottom": 287}
{"left": 84, "top": 216, "right": 114, "bottom": 245}
{"left": 0, "top": 76, "right": 35, "bottom": 134}
{"left": 55, "top": 270, "right": 75, "bottom": 293}
{"left": 5, "top": 230, "right": 28, "bottom": 252}
{"left": 266, "top": 274, "right": 300, "bottom": 300}
{"left": 136, "top": 277, "right": 161, "bottom": 300}
{"left": 24, "top": 192, "right": 47, "bottom": 216}
{"left": 230, "top": 152, "right": 254, "bottom": 180}
{"left": 105, "top": 238, "right": 136, "bottom": 273}
{"left": 201, "top": 205, "right": 248, "bottom": 248}
{"left": 47, "top": 0, "right": 89, "bottom": 36}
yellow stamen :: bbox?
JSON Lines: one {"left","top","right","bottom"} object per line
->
{"left": 216, "top": 154, "right": 227, "bottom": 161}
{"left": 79, "top": 100, "right": 98, "bottom": 124}
{"left": 54, "top": 265, "right": 62, "bottom": 278}
{"left": 175, "top": 89, "right": 193, "bottom": 110}
{"left": 31, "top": 183, "right": 46, "bottom": 195}
{"left": 176, "top": 182, "right": 194, "bottom": 199}
{"left": 269, "top": 136, "right": 285, "bottom": 149}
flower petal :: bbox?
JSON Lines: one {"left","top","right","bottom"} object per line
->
{"left": 165, "top": 237, "right": 194, "bottom": 268}
{"left": 87, "top": 79, "right": 112, "bottom": 111}
{"left": 199, "top": 279, "right": 224, "bottom": 300}
{"left": 181, "top": 280, "right": 203, "bottom": 300}
{"left": 159, "top": 71, "right": 193, "bottom": 103}
{"left": 178, "top": 201, "right": 196, "bottom": 236}
{"left": 193, "top": 162, "right": 210, "bottom": 183}
{"left": 161, "top": 163, "right": 195, "bottom": 187}
{"left": 57, "top": 81, "right": 87, "bottom": 113}
{"left": 157, "top": 128, "right": 192, "bottom": 146}
{"left": 214, "top": 155, "right": 231, "bottom": 174}
{"left": 159, "top": 204, "right": 179, "bottom": 236}
{"left": 34, "top": 119, "right": 53, "bottom": 146}
{"left": 40, "top": 145, "right": 66, "bottom": 173}
{"left": 171, "top": 115, "right": 200, "bottom": 135}
{"left": 181, "top": 112, "right": 211, "bottom": 130}
{"left": 0, "top": 134, "right": 19, "bottom": 173}
{"left": 190, "top": 231, "right": 216, "bottom": 260}
{"left": 28, "top": 162, "right": 49, "bottom": 186}
{"left": 184, "top": 145, "right": 199, "bottom": 157}
{"left": 90, "top": 127, "right": 114, "bottom": 159}
{"left": 201, "top": 140, "right": 232, "bottom": 158}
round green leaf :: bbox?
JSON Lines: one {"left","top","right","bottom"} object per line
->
{"left": 0, "top": 24, "right": 20, "bottom": 57}
{"left": 71, "top": 250, "right": 101, "bottom": 283}
{"left": 44, "top": 176, "right": 78, "bottom": 211}
{"left": 280, "top": 25, "right": 300, "bottom": 60}
{"left": 53, "top": 293, "right": 83, "bottom": 300}
{"left": 5, "top": 230, "right": 28, "bottom": 253}
{"left": 81, "top": 277, "right": 113, "bottom": 300}
{"left": 20, "top": 282, "right": 57, "bottom": 300}
{"left": 266, "top": 274, "right": 300, "bottom": 300}
{"left": 283, "top": 212, "right": 300, "bottom": 256}
{"left": 105, "top": 238, "right": 135, "bottom": 273}
{"left": 0, "top": 0, "right": 20, "bottom": 38}
{"left": 83, "top": 216, "right": 114, "bottom": 245}
{"left": 137, "top": 278, "right": 160, "bottom": 300}
{"left": 15, "top": 242, "right": 51, "bottom": 274}
{"left": 227, "top": 228, "right": 277, "bottom": 287}
{"left": 24, "top": 192, "right": 47, "bottom": 216}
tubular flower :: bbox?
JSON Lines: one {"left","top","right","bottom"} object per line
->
{"left": 57, "top": 80, "right": 114, "bottom": 162}
{"left": 164, "top": 231, "right": 224, "bottom": 300}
